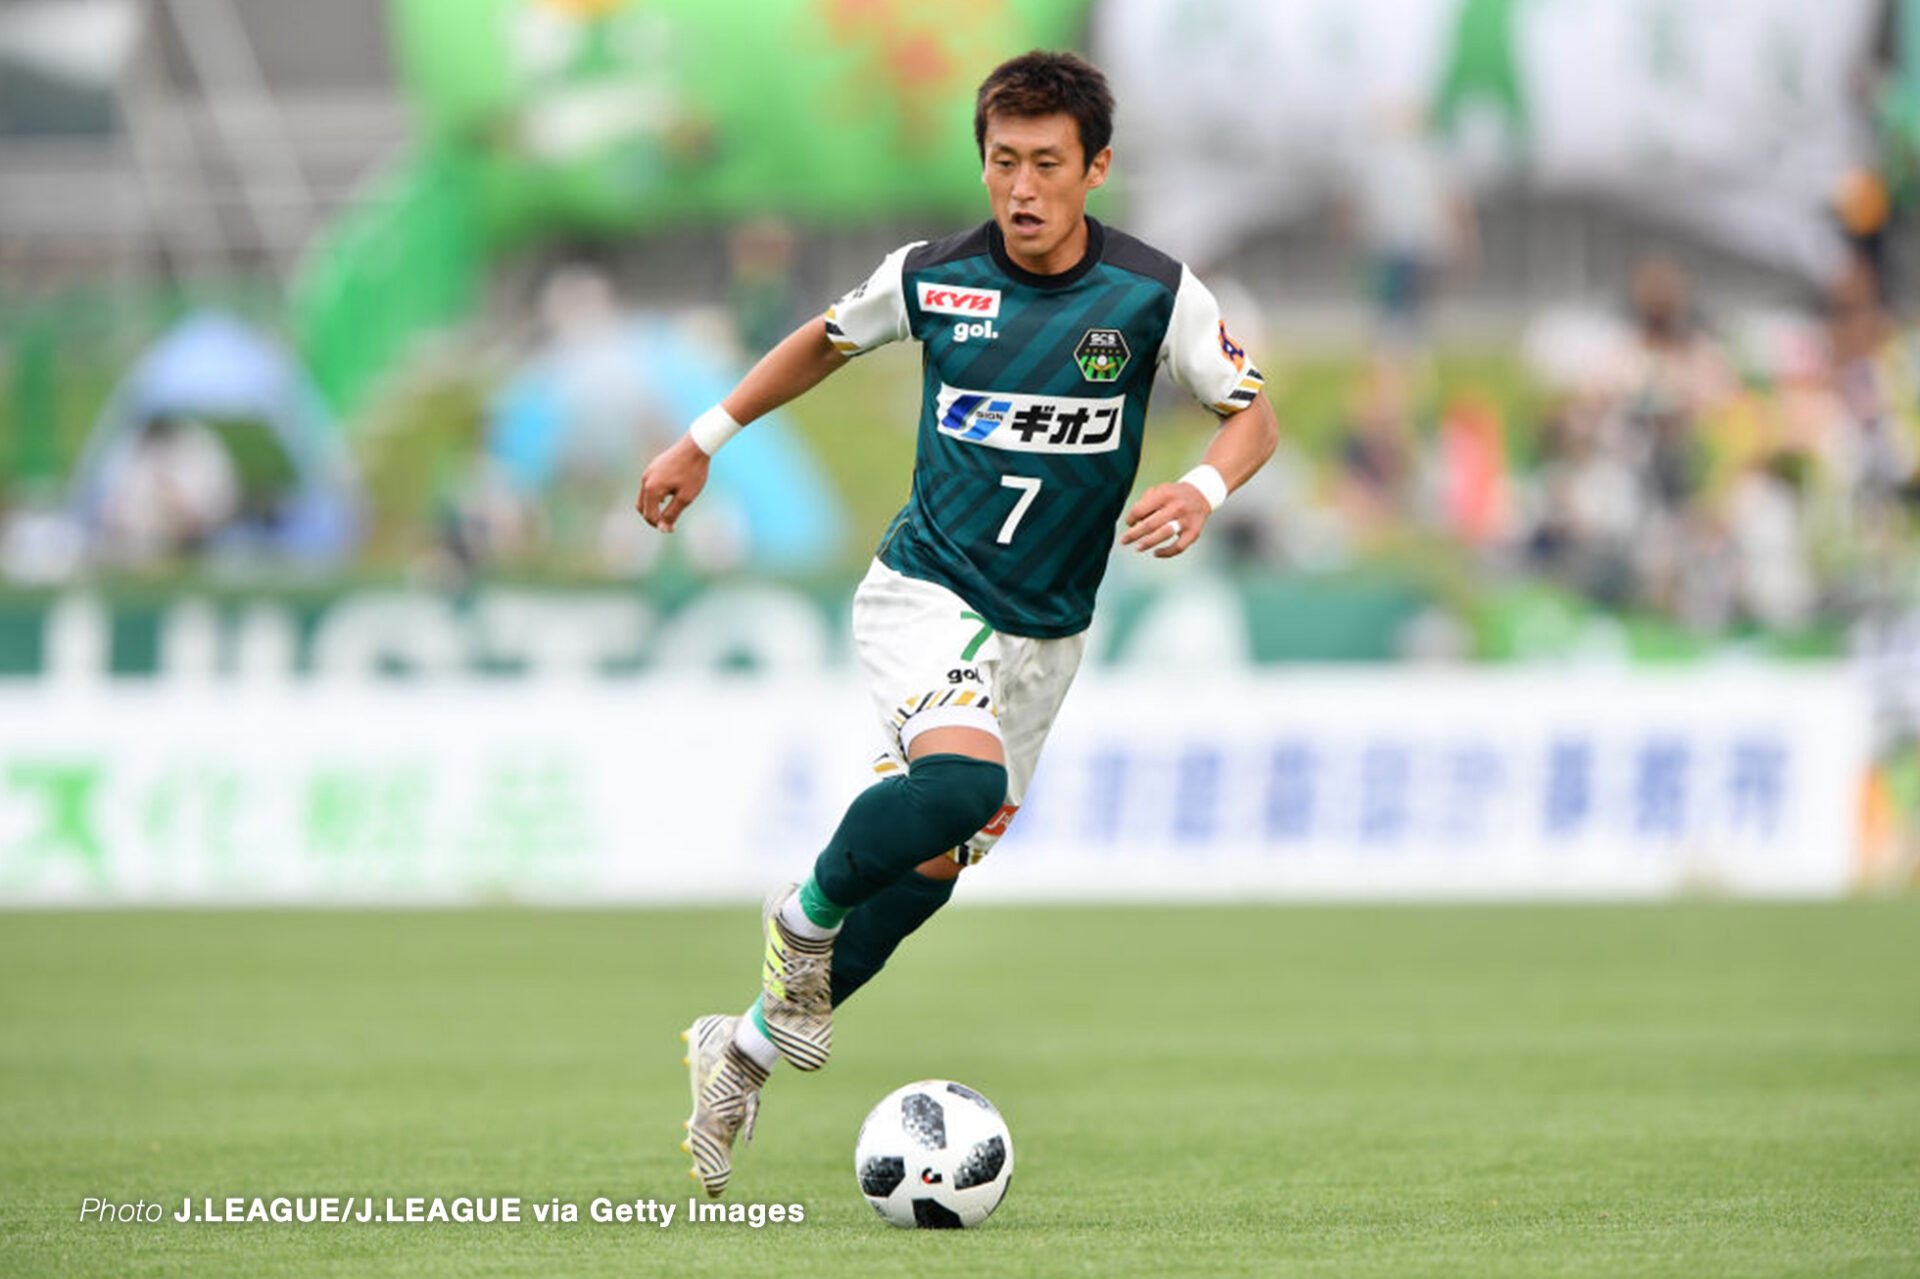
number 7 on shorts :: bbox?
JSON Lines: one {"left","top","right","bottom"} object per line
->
{"left": 959, "top": 612, "right": 992, "bottom": 662}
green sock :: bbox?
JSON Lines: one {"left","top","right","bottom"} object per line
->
{"left": 748, "top": 997, "right": 770, "bottom": 1038}
{"left": 830, "top": 869, "right": 956, "bottom": 1007}
{"left": 809, "top": 754, "right": 1007, "bottom": 907}
{"left": 798, "top": 875, "right": 852, "bottom": 930}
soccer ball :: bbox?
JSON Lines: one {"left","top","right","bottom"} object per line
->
{"left": 853, "top": 1080, "right": 1014, "bottom": 1228}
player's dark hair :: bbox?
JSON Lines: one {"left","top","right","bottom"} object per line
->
{"left": 974, "top": 50, "right": 1114, "bottom": 170}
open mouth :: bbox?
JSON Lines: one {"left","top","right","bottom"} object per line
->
{"left": 1010, "top": 211, "right": 1044, "bottom": 234}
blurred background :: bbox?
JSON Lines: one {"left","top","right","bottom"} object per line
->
{"left": 1, "top": 0, "right": 1915, "bottom": 903}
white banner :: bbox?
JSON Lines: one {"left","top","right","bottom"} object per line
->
{"left": 977, "top": 668, "right": 1867, "bottom": 901}
{"left": 0, "top": 668, "right": 1867, "bottom": 904}
{"left": 1096, "top": 0, "right": 1879, "bottom": 279}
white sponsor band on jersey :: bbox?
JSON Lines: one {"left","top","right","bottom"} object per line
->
{"left": 917, "top": 281, "right": 1002, "bottom": 318}
{"left": 934, "top": 383, "right": 1127, "bottom": 454}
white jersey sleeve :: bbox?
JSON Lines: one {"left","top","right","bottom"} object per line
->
{"left": 1159, "top": 265, "right": 1265, "bottom": 416}
{"left": 823, "top": 242, "right": 922, "bottom": 356}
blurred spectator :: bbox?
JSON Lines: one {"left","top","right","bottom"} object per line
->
{"left": 473, "top": 258, "right": 845, "bottom": 583}
{"left": 1727, "top": 452, "right": 1816, "bottom": 629}
{"left": 1609, "top": 255, "right": 1736, "bottom": 424}
{"left": 535, "top": 263, "right": 676, "bottom": 568}
{"left": 1434, "top": 391, "right": 1511, "bottom": 548}
{"left": 1213, "top": 234, "right": 1911, "bottom": 645}
{"left": 1825, "top": 255, "right": 1919, "bottom": 526}
{"left": 1833, "top": 166, "right": 1893, "bottom": 298}
{"left": 1601, "top": 258, "right": 1730, "bottom": 618}
{"left": 1507, "top": 252, "right": 1914, "bottom": 635}
{"left": 541, "top": 264, "right": 674, "bottom": 482}
{"left": 1337, "top": 102, "right": 1479, "bottom": 357}
{"left": 467, "top": 261, "right": 677, "bottom": 577}
{"left": 1204, "top": 437, "right": 1349, "bottom": 573}
{"left": 727, "top": 217, "right": 804, "bottom": 356}
{"left": 1333, "top": 366, "right": 1419, "bottom": 544}
{"left": 95, "top": 414, "right": 240, "bottom": 568}
{"left": 1524, "top": 393, "right": 1643, "bottom": 608}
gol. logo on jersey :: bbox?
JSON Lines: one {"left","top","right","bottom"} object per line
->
{"left": 1074, "top": 328, "right": 1130, "bottom": 383}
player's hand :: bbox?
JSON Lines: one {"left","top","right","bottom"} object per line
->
{"left": 1120, "top": 480, "right": 1210, "bottom": 558}
{"left": 636, "top": 435, "right": 711, "bottom": 533}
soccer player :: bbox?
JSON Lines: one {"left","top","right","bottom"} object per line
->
{"left": 637, "top": 50, "right": 1278, "bottom": 1197}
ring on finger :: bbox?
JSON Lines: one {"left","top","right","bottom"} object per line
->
{"left": 1167, "top": 518, "right": 1182, "bottom": 541}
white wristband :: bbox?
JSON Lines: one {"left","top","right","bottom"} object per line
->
{"left": 1179, "top": 464, "right": 1229, "bottom": 511}
{"left": 687, "top": 405, "right": 743, "bottom": 455}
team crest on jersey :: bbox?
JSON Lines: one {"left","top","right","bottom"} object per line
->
{"left": 918, "top": 281, "right": 1002, "bottom": 318}
{"left": 934, "top": 383, "right": 1125, "bottom": 454}
{"left": 1074, "top": 328, "right": 1130, "bottom": 383}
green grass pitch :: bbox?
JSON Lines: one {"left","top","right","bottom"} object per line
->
{"left": 3, "top": 902, "right": 1917, "bottom": 1277}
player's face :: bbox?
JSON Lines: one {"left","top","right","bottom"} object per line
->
{"left": 982, "top": 111, "right": 1110, "bottom": 276}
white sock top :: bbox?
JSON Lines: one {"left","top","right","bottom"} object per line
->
{"left": 733, "top": 1010, "right": 780, "bottom": 1073}
{"left": 779, "top": 892, "right": 840, "bottom": 941}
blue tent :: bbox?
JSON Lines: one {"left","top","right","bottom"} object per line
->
{"left": 68, "top": 311, "right": 362, "bottom": 560}
{"left": 490, "top": 316, "right": 845, "bottom": 571}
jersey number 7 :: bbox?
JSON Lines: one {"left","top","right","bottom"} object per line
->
{"left": 997, "top": 476, "right": 1042, "bottom": 545}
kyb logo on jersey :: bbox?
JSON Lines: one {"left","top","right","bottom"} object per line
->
{"left": 935, "top": 383, "right": 1125, "bottom": 454}
{"left": 918, "top": 282, "right": 1002, "bottom": 318}
{"left": 1075, "top": 328, "right": 1130, "bottom": 383}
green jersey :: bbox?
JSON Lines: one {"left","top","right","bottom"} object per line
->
{"left": 825, "top": 217, "right": 1264, "bottom": 638}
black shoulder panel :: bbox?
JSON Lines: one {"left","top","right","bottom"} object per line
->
{"left": 1100, "top": 226, "right": 1183, "bottom": 294}
{"left": 905, "top": 223, "right": 994, "bottom": 274}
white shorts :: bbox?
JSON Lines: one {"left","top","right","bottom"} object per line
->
{"left": 851, "top": 559, "right": 1088, "bottom": 863}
